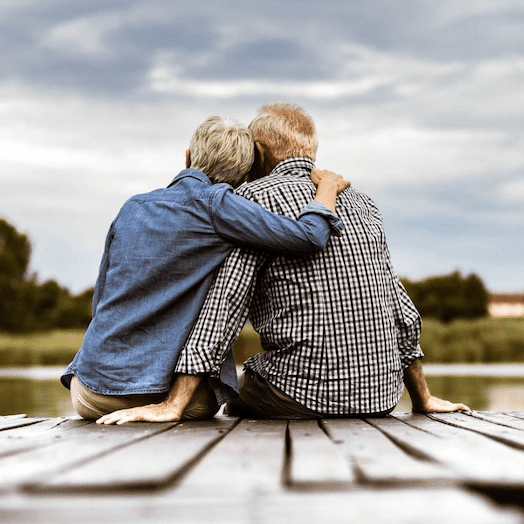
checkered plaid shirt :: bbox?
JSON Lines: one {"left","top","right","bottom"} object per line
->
{"left": 176, "top": 158, "right": 423, "bottom": 415}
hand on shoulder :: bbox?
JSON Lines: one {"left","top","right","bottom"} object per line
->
{"left": 310, "top": 167, "right": 351, "bottom": 194}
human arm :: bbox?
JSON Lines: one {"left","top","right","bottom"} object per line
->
{"left": 96, "top": 374, "right": 203, "bottom": 425}
{"left": 175, "top": 247, "right": 262, "bottom": 399}
{"left": 404, "top": 358, "right": 471, "bottom": 413}
{"left": 98, "top": 248, "right": 261, "bottom": 424}
{"left": 376, "top": 207, "right": 470, "bottom": 412}
{"left": 211, "top": 177, "right": 344, "bottom": 257}
{"left": 310, "top": 168, "right": 351, "bottom": 211}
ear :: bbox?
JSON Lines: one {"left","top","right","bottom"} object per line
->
{"left": 254, "top": 142, "right": 265, "bottom": 165}
{"left": 185, "top": 149, "right": 191, "bottom": 169}
{"left": 247, "top": 142, "right": 265, "bottom": 181}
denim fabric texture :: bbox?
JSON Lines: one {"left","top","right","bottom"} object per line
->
{"left": 61, "top": 168, "right": 341, "bottom": 396}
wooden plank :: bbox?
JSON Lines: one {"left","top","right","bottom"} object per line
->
{"left": 506, "top": 411, "right": 524, "bottom": 421}
{"left": 389, "top": 413, "right": 524, "bottom": 488}
{"left": 253, "top": 488, "right": 523, "bottom": 524}
{"left": 0, "top": 416, "right": 45, "bottom": 432}
{"left": 31, "top": 417, "right": 238, "bottom": 491}
{"left": 325, "top": 418, "right": 454, "bottom": 485}
{"left": 286, "top": 420, "right": 353, "bottom": 488}
{"left": 0, "top": 420, "right": 177, "bottom": 490}
{"left": 469, "top": 411, "right": 524, "bottom": 431}
{"left": 0, "top": 487, "right": 520, "bottom": 524}
{"left": 175, "top": 418, "right": 288, "bottom": 496}
{"left": 0, "top": 417, "right": 90, "bottom": 459}
{"left": 428, "top": 412, "right": 524, "bottom": 450}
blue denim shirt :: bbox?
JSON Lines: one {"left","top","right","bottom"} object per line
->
{"left": 61, "top": 169, "right": 342, "bottom": 396}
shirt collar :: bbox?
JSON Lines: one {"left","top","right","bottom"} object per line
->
{"left": 168, "top": 168, "right": 211, "bottom": 188}
{"left": 271, "top": 157, "right": 315, "bottom": 178}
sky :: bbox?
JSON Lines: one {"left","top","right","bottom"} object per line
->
{"left": 1, "top": 0, "right": 523, "bottom": 294}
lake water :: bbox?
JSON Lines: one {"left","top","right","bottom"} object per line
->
{"left": 1, "top": 364, "right": 524, "bottom": 417}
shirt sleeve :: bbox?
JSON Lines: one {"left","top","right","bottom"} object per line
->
{"left": 384, "top": 242, "right": 424, "bottom": 369}
{"left": 209, "top": 186, "right": 343, "bottom": 256}
{"left": 175, "top": 246, "right": 266, "bottom": 404}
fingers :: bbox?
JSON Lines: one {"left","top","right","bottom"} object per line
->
{"left": 96, "top": 403, "right": 181, "bottom": 425}
{"left": 415, "top": 396, "right": 472, "bottom": 414}
{"left": 339, "top": 179, "right": 352, "bottom": 192}
{"left": 96, "top": 409, "right": 142, "bottom": 425}
{"left": 453, "top": 403, "right": 472, "bottom": 412}
{"left": 311, "top": 168, "right": 346, "bottom": 185}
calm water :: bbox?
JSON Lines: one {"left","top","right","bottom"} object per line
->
{"left": 1, "top": 365, "right": 524, "bottom": 417}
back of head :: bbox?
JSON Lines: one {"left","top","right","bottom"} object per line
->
{"left": 189, "top": 116, "right": 254, "bottom": 185}
{"left": 248, "top": 102, "right": 318, "bottom": 163}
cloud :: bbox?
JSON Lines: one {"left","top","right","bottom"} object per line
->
{"left": 1, "top": 0, "right": 523, "bottom": 293}
{"left": 499, "top": 179, "right": 524, "bottom": 203}
{"left": 149, "top": 69, "right": 392, "bottom": 99}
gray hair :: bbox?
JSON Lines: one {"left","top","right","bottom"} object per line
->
{"left": 248, "top": 102, "right": 318, "bottom": 163}
{"left": 189, "top": 116, "right": 254, "bottom": 185}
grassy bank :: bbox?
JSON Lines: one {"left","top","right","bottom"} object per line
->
{"left": 0, "top": 330, "right": 84, "bottom": 366}
{"left": 1, "top": 317, "right": 523, "bottom": 367}
{"left": 420, "top": 317, "right": 524, "bottom": 363}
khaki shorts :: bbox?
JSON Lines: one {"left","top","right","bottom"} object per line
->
{"left": 70, "top": 376, "right": 219, "bottom": 421}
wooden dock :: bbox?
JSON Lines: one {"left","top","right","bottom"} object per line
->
{"left": 1, "top": 411, "right": 524, "bottom": 523}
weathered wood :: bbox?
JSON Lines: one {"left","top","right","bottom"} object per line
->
{"left": 0, "top": 416, "right": 45, "bottom": 432}
{"left": 390, "top": 413, "right": 524, "bottom": 488}
{"left": 325, "top": 417, "right": 453, "bottom": 485}
{"left": 286, "top": 419, "right": 353, "bottom": 488}
{"left": 176, "top": 419, "right": 288, "bottom": 496}
{"left": 506, "top": 411, "right": 524, "bottom": 421}
{"left": 31, "top": 417, "right": 238, "bottom": 491}
{"left": 0, "top": 486, "right": 520, "bottom": 524}
{"left": 0, "top": 420, "right": 176, "bottom": 489}
{"left": 250, "top": 488, "right": 523, "bottom": 524}
{"left": 0, "top": 417, "right": 90, "bottom": 459}
{"left": 428, "top": 412, "right": 524, "bottom": 449}
{"left": 469, "top": 411, "right": 524, "bottom": 431}
{"left": 0, "top": 413, "right": 524, "bottom": 524}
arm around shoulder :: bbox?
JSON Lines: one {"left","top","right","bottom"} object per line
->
{"left": 210, "top": 186, "right": 341, "bottom": 256}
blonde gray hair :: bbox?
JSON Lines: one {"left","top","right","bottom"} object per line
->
{"left": 248, "top": 102, "right": 318, "bottom": 163}
{"left": 189, "top": 116, "right": 254, "bottom": 185}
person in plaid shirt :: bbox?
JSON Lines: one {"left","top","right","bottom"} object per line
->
{"left": 100, "top": 103, "right": 469, "bottom": 424}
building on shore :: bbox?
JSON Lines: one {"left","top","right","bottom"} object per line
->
{"left": 489, "top": 293, "right": 524, "bottom": 317}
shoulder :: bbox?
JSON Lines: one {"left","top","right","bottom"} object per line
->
{"left": 337, "top": 187, "right": 383, "bottom": 223}
{"left": 236, "top": 173, "right": 312, "bottom": 200}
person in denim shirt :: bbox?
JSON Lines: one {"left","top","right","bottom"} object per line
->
{"left": 61, "top": 115, "right": 346, "bottom": 421}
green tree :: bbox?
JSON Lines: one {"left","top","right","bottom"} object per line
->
{"left": 0, "top": 218, "right": 32, "bottom": 330}
{"left": 56, "top": 287, "right": 93, "bottom": 329}
{"left": 0, "top": 218, "right": 94, "bottom": 332}
{"left": 402, "top": 271, "right": 489, "bottom": 322}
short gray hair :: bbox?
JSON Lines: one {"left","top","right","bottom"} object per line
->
{"left": 248, "top": 102, "right": 318, "bottom": 163}
{"left": 189, "top": 116, "right": 254, "bottom": 185}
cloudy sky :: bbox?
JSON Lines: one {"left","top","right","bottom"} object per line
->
{"left": 1, "top": 0, "right": 523, "bottom": 294}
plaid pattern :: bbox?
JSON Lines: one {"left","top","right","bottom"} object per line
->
{"left": 176, "top": 158, "right": 423, "bottom": 415}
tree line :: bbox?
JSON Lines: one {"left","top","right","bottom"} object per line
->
{"left": 0, "top": 218, "right": 93, "bottom": 332}
{"left": 0, "top": 218, "right": 490, "bottom": 333}
{"left": 401, "top": 272, "right": 489, "bottom": 322}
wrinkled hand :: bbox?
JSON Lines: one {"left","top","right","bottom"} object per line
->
{"left": 96, "top": 402, "right": 182, "bottom": 425}
{"left": 310, "top": 168, "right": 351, "bottom": 194}
{"left": 413, "top": 395, "right": 471, "bottom": 414}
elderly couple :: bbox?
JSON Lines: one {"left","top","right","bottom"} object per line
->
{"left": 61, "top": 102, "right": 469, "bottom": 423}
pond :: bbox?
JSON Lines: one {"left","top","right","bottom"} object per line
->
{"left": 1, "top": 364, "right": 524, "bottom": 417}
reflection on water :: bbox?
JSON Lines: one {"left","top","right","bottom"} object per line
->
{"left": 0, "top": 376, "right": 75, "bottom": 418}
{"left": 0, "top": 366, "right": 523, "bottom": 417}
